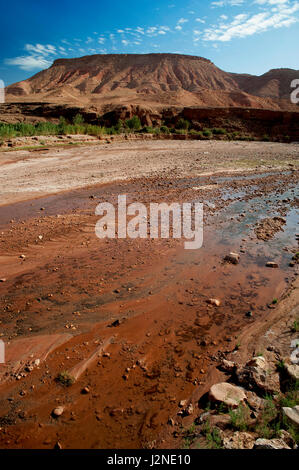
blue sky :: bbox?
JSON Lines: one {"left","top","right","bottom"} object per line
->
{"left": 1, "top": 0, "right": 299, "bottom": 85}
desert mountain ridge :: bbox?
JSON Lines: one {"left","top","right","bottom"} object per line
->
{"left": 5, "top": 53, "right": 299, "bottom": 112}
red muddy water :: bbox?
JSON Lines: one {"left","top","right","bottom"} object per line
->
{"left": 0, "top": 169, "right": 298, "bottom": 448}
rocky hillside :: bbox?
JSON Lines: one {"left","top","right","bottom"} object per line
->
{"left": 231, "top": 68, "right": 299, "bottom": 101}
{"left": 5, "top": 53, "right": 299, "bottom": 111}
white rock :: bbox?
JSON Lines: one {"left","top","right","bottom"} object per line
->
{"left": 207, "top": 298, "right": 221, "bottom": 307}
{"left": 209, "top": 382, "right": 246, "bottom": 408}
{"left": 185, "top": 403, "right": 194, "bottom": 416}
{"left": 282, "top": 405, "right": 299, "bottom": 428}
{"left": 254, "top": 438, "right": 291, "bottom": 449}
{"left": 279, "top": 430, "right": 297, "bottom": 449}
{"left": 223, "top": 432, "right": 255, "bottom": 449}
{"left": 179, "top": 399, "right": 187, "bottom": 408}
{"left": 266, "top": 261, "right": 279, "bottom": 268}
{"left": 221, "top": 359, "right": 235, "bottom": 373}
{"left": 285, "top": 364, "right": 299, "bottom": 381}
{"left": 246, "top": 356, "right": 266, "bottom": 369}
{"left": 52, "top": 406, "right": 64, "bottom": 417}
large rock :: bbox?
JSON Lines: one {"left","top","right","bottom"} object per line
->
{"left": 282, "top": 405, "right": 299, "bottom": 428}
{"left": 279, "top": 430, "right": 297, "bottom": 449}
{"left": 209, "top": 414, "right": 231, "bottom": 430}
{"left": 254, "top": 438, "right": 291, "bottom": 449}
{"left": 236, "top": 356, "right": 280, "bottom": 394}
{"left": 224, "top": 252, "right": 240, "bottom": 265}
{"left": 223, "top": 432, "right": 255, "bottom": 449}
{"left": 220, "top": 359, "right": 236, "bottom": 373}
{"left": 246, "top": 356, "right": 266, "bottom": 369}
{"left": 209, "top": 382, "right": 246, "bottom": 408}
{"left": 246, "top": 390, "right": 266, "bottom": 411}
{"left": 285, "top": 364, "right": 299, "bottom": 381}
{"left": 266, "top": 261, "right": 279, "bottom": 268}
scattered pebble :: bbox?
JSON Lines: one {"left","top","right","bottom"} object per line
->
{"left": 52, "top": 406, "right": 64, "bottom": 417}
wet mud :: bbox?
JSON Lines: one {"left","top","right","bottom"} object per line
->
{"left": 0, "top": 164, "right": 298, "bottom": 449}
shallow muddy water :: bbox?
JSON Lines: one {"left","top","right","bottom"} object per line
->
{"left": 0, "top": 167, "right": 298, "bottom": 449}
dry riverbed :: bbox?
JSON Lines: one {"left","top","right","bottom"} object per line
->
{"left": 0, "top": 140, "right": 298, "bottom": 449}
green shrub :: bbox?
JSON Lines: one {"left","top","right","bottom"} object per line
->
{"left": 114, "top": 119, "right": 125, "bottom": 132}
{"left": 256, "top": 395, "right": 279, "bottom": 439}
{"left": 212, "top": 128, "right": 226, "bottom": 135}
{"left": 189, "top": 129, "right": 203, "bottom": 137}
{"left": 202, "top": 420, "right": 222, "bottom": 449}
{"left": 126, "top": 115, "right": 141, "bottom": 131}
{"left": 84, "top": 124, "right": 104, "bottom": 136}
{"left": 73, "top": 113, "right": 84, "bottom": 125}
{"left": 160, "top": 125, "right": 170, "bottom": 134}
{"left": 57, "top": 116, "right": 68, "bottom": 135}
{"left": 14, "top": 122, "right": 36, "bottom": 136}
{"left": 229, "top": 403, "right": 250, "bottom": 431}
{"left": 0, "top": 123, "right": 16, "bottom": 138}
{"left": 142, "top": 126, "right": 155, "bottom": 133}
{"left": 203, "top": 129, "right": 212, "bottom": 138}
{"left": 291, "top": 320, "right": 299, "bottom": 333}
{"left": 176, "top": 118, "right": 190, "bottom": 130}
{"left": 56, "top": 370, "right": 74, "bottom": 387}
{"left": 35, "top": 122, "right": 58, "bottom": 135}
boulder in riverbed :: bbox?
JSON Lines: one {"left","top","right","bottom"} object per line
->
{"left": 209, "top": 382, "right": 246, "bottom": 408}
{"left": 282, "top": 405, "right": 299, "bottom": 429}
{"left": 254, "top": 438, "right": 291, "bottom": 449}
{"left": 223, "top": 431, "right": 255, "bottom": 449}
{"left": 285, "top": 364, "right": 299, "bottom": 381}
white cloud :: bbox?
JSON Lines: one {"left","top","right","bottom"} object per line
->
{"left": 254, "top": 0, "right": 289, "bottom": 4}
{"left": 24, "top": 43, "right": 56, "bottom": 56}
{"left": 204, "top": 1, "right": 299, "bottom": 41}
{"left": 5, "top": 43, "right": 57, "bottom": 71}
{"left": 211, "top": 0, "right": 244, "bottom": 6}
{"left": 58, "top": 46, "right": 67, "bottom": 55}
{"left": 146, "top": 26, "right": 158, "bottom": 34}
{"left": 5, "top": 55, "right": 52, "bottom": 71}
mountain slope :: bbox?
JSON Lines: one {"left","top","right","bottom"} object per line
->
{"left": 231, "top": 68, "right": 299, "bottom": 100}
{"left": 5, "top": 53, "right": 298, "bottom": 111}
